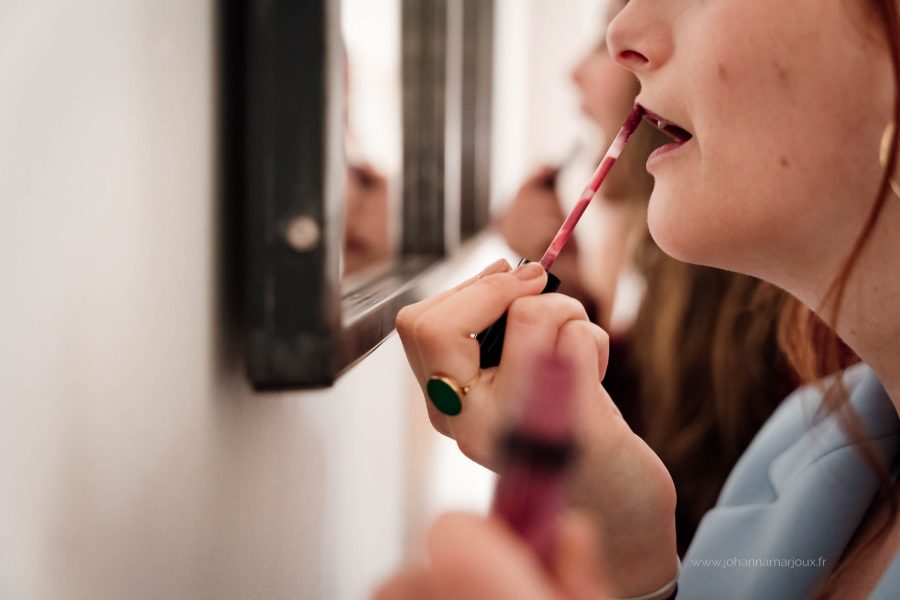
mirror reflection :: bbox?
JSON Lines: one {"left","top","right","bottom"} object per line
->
{"left": 341, "top": 0, "right": 403, "bottom": 280}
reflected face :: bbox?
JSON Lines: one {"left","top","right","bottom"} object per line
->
{"left": 571, "top": 1, "right": 637, "bottom": 137}
{"left": 341, "top": 0, "right": 402, "bottom": 278}
{"left": 607, "top": 0, "right": 893, "bottom": 291}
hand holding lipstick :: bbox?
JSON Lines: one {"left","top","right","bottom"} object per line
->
{"left": 374, "top": 511, "right": 610, "bottom": 600}
{"left": 396, "top": 260, "right": 679, "bottom": 597}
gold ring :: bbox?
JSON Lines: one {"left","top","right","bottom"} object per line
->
{"left": 426, "top": 371, "right": 480, "bottom": 416}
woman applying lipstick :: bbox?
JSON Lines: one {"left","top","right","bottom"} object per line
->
{"left": 384, "top": 0, "right": 900, "bottom": 597}
{"left": 499, "top": 0, "right": 799, "bottom": 556}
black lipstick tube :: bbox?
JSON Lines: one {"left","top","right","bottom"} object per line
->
{"left": 476, "top": 259, "right": 561, "bottom": 369}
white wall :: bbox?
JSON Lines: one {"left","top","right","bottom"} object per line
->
{"left": 0, "top": 1, "right": 605, "bottom": 598}
{"left": 0, "top": 2, "right": 446, "bottom": 598}
{"left": 491, "top": 0, "right": 605, "bottom": 213}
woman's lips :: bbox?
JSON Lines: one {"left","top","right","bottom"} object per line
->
{"left": 647, "top": 140, "right": 689, "bottom": 167}
{"left": 639, "top": 105, "right": 693, "bottom": 169}
{"left": 640, "top": 106, "right": 693, "bottom": 143}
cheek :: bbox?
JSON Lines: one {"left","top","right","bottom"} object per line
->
{"left": 649, "top": 0, "right": 892, "bottom": 274}
{"left": 644, "top": 121, "right": 821, "bottom": 271}
{"left": 648, "top": 126, "right": 884, "bottom": 277}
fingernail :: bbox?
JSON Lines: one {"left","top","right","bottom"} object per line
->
{"left": 513, "top": 262, "right": 545, "bottom": 280}
{"left": 476, "top": 258, "right": 509, "bottom": 279}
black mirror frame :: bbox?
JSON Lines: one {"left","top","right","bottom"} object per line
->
{"left": 232, "top": 0, "right": 493, "bottom": 389}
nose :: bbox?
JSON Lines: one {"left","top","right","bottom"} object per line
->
{"left": 606, "top": 0, "right": 673, "bottom": 74}
{"left": 570, "top": 54, "right": 588, "bottom": 87}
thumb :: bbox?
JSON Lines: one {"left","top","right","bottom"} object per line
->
{"left": 552, "top": 512, "right": 611, "bottom": 599}
{"left": 427, "top": 513, "right": 560, "bottom": 600}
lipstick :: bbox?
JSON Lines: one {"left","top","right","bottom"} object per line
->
{"left": 538, "top": 105, "right": 645, "bottom": 270}
{"left": 491, "top": 353, "right": 577, "bottom": 569}
{"left": 640, "top": 107, "right": 694, "bottom": 170}
{"left": 477, "top": 105, "right": 645, "bottom": 368}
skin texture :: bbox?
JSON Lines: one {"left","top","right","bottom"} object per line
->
{"left": 395, "top": 262, "right": 678, "bottom": 598}
{"left": 610, "top": 0, "right": 893, "bottom": 294}
{"left": 372, "top": 512, "right": 608, "bottom": 600}
{"left": 608, "top": 0, "right": 900, "bottom": 408}
{"left": 383, "top": 0, "right": 900, "bottom": 597}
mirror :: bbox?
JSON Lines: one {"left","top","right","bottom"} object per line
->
{"left": 234, "top": 0, "right": 495, "bottom": 388}
{"left": 341, "top": 0, "right": 403, "bottom": 281}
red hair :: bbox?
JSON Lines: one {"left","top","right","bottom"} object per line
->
{"left": 782, "top": 0, "right": 900, "bottom": 594}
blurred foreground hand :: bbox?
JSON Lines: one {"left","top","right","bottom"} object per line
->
{"left": 373, "top": 512, "right": 610, "bottom": 600}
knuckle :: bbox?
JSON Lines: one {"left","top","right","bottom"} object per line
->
{"left": 547, "top": 293, "right": 589, "bottom": 320}
{"left": 560, "top": 319, "right": 594, "bottom": 343}
{"left": 507, "top": 296, "right": 546, "bottom": 328}
{"left": 476, "top": 272, "right": 513, "bottom": 296}
{"left": 395, "top": 305, "right": 419, "bottom": 338}
{"left": 587, "top": 321, "right": 612, "bottom": 348}
{"left": 412, "top": 317, "right": 442, "bottom": 350}
{"left": 560, "top": 321, "right": 610, "bottom": 359}
{"left": 599, "top": 327, "right": 610, "bottom": 347}
{"left": 507, "top": 294, "right": 589, "bottom": 329}
{"left": 588, "top": 321, "right": 611, "bottom": 346}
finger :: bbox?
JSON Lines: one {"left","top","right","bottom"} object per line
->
{"left": 552, "top": 512, "right": 609, "bottom": 600}
{"left": 419, "top": 262, "right": 548, "bottom": 343}
{"left": 499, "top": 293, "right": 591, "bottom": 380}
{"left": 427, "top": 513, "right": 560, "bottom": 600}
{"left": 554, "top": 319, "right": 610, "bottom": 384}
{"left": 397, "top": 259, "right": 511, "bottom": 337}
{"left": 486, "top": 295, "right": 591, "bottom": 451}
{"left": 397, "top": 258, "right": 511, "bottom": 384}
{"left": 372, "top": 567, "right": 442, "bottom": 600}
{"left": 407, "top": 265, "right": 548, "bottom": 451}
{"left": 411, "top": 262, "right": 548, "bottom": 388}
{"left": 397, "top": 259, "right": 513, "bottom": 438}
{"left": 552, "top": 319, "right": 620, "bottom": 463}
{"left": 490, "top": 297, "right": 604, "bottom": 465}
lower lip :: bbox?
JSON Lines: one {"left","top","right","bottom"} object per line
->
{"left": 646, "top": 139, "right": 692, "bottom": 171}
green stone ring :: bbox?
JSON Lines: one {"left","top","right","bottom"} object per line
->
{"left": 426, "top": 372, "right": 480, "bottom": 416}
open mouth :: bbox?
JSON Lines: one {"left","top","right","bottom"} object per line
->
{"left": 640, "top": 106, "right": 693, "bottom": 143}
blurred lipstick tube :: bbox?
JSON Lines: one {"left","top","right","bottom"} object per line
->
{"left": 490, "top": 353, "right": 578, "bottom": 569}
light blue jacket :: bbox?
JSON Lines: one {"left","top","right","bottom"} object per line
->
{"left": 680, "top": 364, "right": 899, "bottom": 599}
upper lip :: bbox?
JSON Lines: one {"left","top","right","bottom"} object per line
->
{"left": 638, "top": 104, "right": 693, "bottom": 143}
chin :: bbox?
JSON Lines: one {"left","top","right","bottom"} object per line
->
{"left": 646, "top": 189, "right": 727, "bottom": 269}
{"left": 648, "top": 195, "right": 784, "bottom": 284}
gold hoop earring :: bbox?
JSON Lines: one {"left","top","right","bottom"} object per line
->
{"left": 879, "top": 122, "right": 900, "bottom": 198}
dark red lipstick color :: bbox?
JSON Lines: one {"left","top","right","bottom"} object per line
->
{"left": 477, "top": 106, "right": 645, "bottom": 369}
{"left": 539, "top": 105, "right": 645, "bottom": 270}
{"left": 491, "top": 353, "right": 578, "bottom": 569}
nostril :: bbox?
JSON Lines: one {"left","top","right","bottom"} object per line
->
{"left": 619, "top": 49, "right": 649, "bottom": 64}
